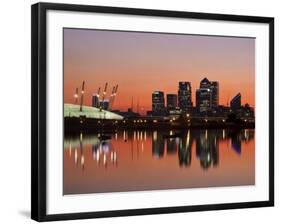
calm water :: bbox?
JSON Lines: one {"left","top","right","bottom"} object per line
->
{"left": 64, "top": 129, "right": 255, "bottom": 195}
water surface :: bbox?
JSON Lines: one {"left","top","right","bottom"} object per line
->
{"left": 64, "top": 129, "right": 255, "bottom": 194}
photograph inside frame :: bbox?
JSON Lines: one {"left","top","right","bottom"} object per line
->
{"left": 63, "top": 28, "right": 255, "bottom": 195}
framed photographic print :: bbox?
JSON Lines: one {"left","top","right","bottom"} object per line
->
{"left": 31, "top": 2, "right": 274, "bottom": 222}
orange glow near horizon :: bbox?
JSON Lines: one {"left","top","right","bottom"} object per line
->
{"left": 64, "top": 29, "right": 255, "bottom": 112}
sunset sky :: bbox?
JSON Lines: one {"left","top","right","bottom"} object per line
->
{"left": 64, "top": 28, "right": 255, "bottom": 113}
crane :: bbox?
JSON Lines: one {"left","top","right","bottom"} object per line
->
{"left": 100, "top": 82, "right": 108, "bottom": 111}
{"left": 110, "top": 84, "right": 118, "bottom": 110}
{"left": 108, "top": 85, "right": 116, "bottom": 110}
{"left": 96, "top": 87, "right": 101, "bottom": 107}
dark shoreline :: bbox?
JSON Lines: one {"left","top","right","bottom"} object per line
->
{"left": 64, "top": 117, "right": 255, "bottom": 134}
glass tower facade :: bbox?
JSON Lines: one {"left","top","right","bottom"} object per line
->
{"left": 230, "top": 93, "right": 241, "bottom": 111}
{"left": 196, "top": 77, "right": 219, "bottom": 113}
{"left": 166, "top": 94, "right": 177, "bottom": 111}
{"left": 178, "top": 82, "right": 192, "bottom": 112}
{"left": 152, "top": 91, "right": 165, "bottom": 115}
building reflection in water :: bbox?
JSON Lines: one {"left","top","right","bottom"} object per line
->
{"left": 152, "top": 131, "right": 165, "bottom": 159}
{"left": 231, "top": 132, "right": 241, "bottom": 155}
{"left": 195, "top": 129, "right": 219, "bottom": 170}
{"left": 166, "top": 131, "right": 177, "bottom": 154}
{"left": 80, "top": 132, "right": 84, "bottom": 170}
{"left": 91, "top": 139, "right": 117, "bottom": 168}
{"left": 65, "top": 129, "right": 254, "bottom": 170}
{"left": 178, "top": 130, "right": 192, "bottom": 167}
{"left": 230, "top": 129, "right": 255, "bottom": 155}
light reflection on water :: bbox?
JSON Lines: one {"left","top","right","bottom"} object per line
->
{"left": 64, "top": 129, "right": 255, "bottom": 194}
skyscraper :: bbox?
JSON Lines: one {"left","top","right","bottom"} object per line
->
{"left": 166, "top": 94, "right": 177, "bottom": 111}
{"left": 178, "top": 82, "right": 192, "bottom": 111}
{"left": 230, "top": 93, "right": 241, "bottom": 111}
{"left": 196, "top": 88, "right": 212, "bottom": 113}
{"left": 200, "top": 77, "right": 210, "bottom": 89}
{"left": 92, "top": 94, "right": 99, "bottom": 108}
{"left": 196, "top": 77, "right": 219, "bottom": 112}
{"left": 210, "top": 81, "right": 219, "bottom": 107}
{"left": 152, "top": 91, "right": 165, "bottom": 115}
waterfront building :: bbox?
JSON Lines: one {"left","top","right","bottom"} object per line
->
{"left": 166, "top": 94, "right": 177, "bottom": 111}
{"left": 241, "top": 103, "right": 255, "bottom": 119}
{"left": 115, "top": 108, "right": 140, "bottom": 118}
{"left": 230, "top": 93, "right": 241, "bottom": 112}
{"left": 200, "top": 77, "right": 210, "bottom": 88}
{"left": 196, "top": 88, "right": 212, "bottom": 113}
{"left": 210, "top": 81, "right": 219, "bottom": 107}
{"left": 168, "top": 107, "right": 182, "bottom": 121}
{"left": 99, "top": 99, "right": 110, "bottom": 110}
{"left": 199, "top": 77, "right": 219, "bottom": 108}
{"left": 152, "top": 91, "right": 165, "bottom": 115}
{"left": 216, "top": 105, "right": 231, "bottom": 117}
{"left": 178, "top": 82, "right": 193, "bottom": 111}
{"left": 92, "top": 94, "right": 99, "bottom": 108}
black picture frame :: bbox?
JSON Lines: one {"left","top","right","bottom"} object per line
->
{"left": 31, "top": 2, "right": 274, "bottom": 222}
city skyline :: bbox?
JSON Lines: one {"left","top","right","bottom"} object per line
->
{"left": 64, "top": 28, "right": 255, "bottom": 113}
{"left": 70, "top": 78, "right": 253, "bottom": 115}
